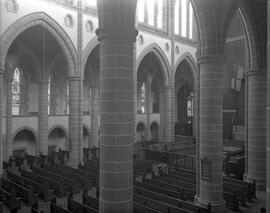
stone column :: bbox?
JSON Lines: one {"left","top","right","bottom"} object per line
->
{"left": 38, "top": 80, "right": 48, "bottom": 155}
{"left": 49, "top": 77, "right": 57, "bottom": 116}
{"left": 68, "top": 77, "right": 82, "bottom": 167}
{"left": 245, "top": 69, "right": 266, "bottom": 189}
{"left": 0, "top": 70, "right": 4, "bottom": 176}
{"left": 91, "top": 86, "right": 99, "bottom": 147}
{"left": 96, "top": 0, "right": 138, "bottom": 211}
{"left": 5, "top": 74, "right": 13, "bottom": 159}
{"left": 267, "top": 0, "right": 270, "bottom": 210}
{"left": 145, "top": 80, "right": 151, "bottom": 141}
{"left": 197, "top": 55, "right": 225, "bottom": 212}
{"left": 159, "top": 90, "right": 164, "bottom": 141}
{"left": 164, "top": 85, "right": 174, "bottom": 142}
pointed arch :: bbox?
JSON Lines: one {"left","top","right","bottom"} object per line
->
{"left": 137, "top": 43, "right": 171, "bottom": 86}
{"left": 12, "top": 126, "right": 38, "bottom": 143}
{"left": 175, "top": 52, "right": 198, "bottom": 90}
{"left": 48, "top": 125, "right": 68, "bottom": 138}
{"left": 82, "top": 36, "right": 99, "bottom": 71}
{"left": 0, "top": 12, "right": 77, "bottom": 77}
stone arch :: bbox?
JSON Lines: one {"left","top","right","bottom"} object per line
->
{"left": 237, "top": 4, "right": 265, "bottom": 70}
{"left": 82, "top": 36, "right": 99, "bottom": 70}
{"left": 137, "top": 43, "right": 171, "bottom": 86}
{"left": 136, "top": 122, "right": 147, "bottom": 142}
{"left": 175, "top": 52, "right": 198, "bottom": 90}
{"left": 12, "top": 126, "right": 38, "bottom": 144}
{"left": 0, "top": 12, "right": 77, "bottom": 77}
{"left": 48, "top": 125, "right": 68, "bottom": 138}
{"left": 150, "top": 121, "right": 159, "bottom": 141}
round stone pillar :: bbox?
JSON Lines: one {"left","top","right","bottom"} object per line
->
{"left": 0, "top": 70, "right": 4, "bottom": 176}
{"left": 91, "top": 86, "right": 99, "bottom": 147}
{"left": 164, "top": 85, "right": 174, "bottom": 142}
{"left": 245, "top": 69, "right": 266, "bottom": 189}
{"left": 96, "top": 0, "right": 138, "bottom": 211}
{"left": 197, "top": 56, "right": 225, "bottom": 213}
{"left": 267, "top": 0, "right": 270, "bottom": 210}
{"left": 5, "top": 74, "right": 13, "bottom": 159}
{"left": 38, "top": 80, "right": 48, "bottom": 155}
{"left": 159, "top": 90, "right": 164, "bottom": 141}
{"left": 68, "top": 76, "right": 82, "bottom": 167}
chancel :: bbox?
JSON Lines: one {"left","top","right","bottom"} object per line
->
{"left": 0, "top": 0, "right": 269, "bottom": 212}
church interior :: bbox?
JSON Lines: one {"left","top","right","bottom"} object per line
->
{"left": 0, "top": 0, "right": 269, "bottom": 212}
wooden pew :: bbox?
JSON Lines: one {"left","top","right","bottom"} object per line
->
{"left": 0, "top": 199, "right": 3, "bottom": 213}
{"left": 68, "top": 197, "right": 98, "bottom": 213}
{"left": 7, "top": 170, "right": 54, "bottom": 202}
{"left": 32, "top": 166, "right": 80, "bottom": 194}
{"left": 43, "top": 165, "right": 92, "bottom": 190}
{"left": 54, "top": 164, "right": 95, "bottom": 188}
{"left": 134, "top": 186, "right": 208, "bottom": 213}
{"left": 82, "top": 192, "right": 99, "bottom": 210}
{"left": 0, "top": 187, "right": 21, "bottom": 210}
{"left": 134, "top": 194, "right": 193, "bottom": 213}
{"left": 21, "top": 168, "right": 67, "bottom": 198}
{"left": 133, "top": 202, "right": 163, "bottom": 213}
{"left": 51, "top": 199, "right": 72, "bottom": 213}
{"left": 1, "top": 177, "right": 38, "bottom": 206}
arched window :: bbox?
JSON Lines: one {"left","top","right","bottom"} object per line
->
{"left": 147, "top": 0, "right": 155, "bottom": 26}
{"left": 187, "top": 92, "right": 193, "bottom": 117}
{"left": 140, "top": 83, "right": 146, "bottom": 113}
{"left": 157, "top": 0, "right": 163, "bottom": 29}
{"left": 137, "top": 0, "right": 145, "bottom": 22}
{"left": 174, "top": 0, "right": 180, "bottom": 34}
{"left": 12, "top": 67, "right": 21, "bottom": 115}
{"left": 189, "top": 2, "right": 194, "bottom": 39}
{"left": 86, "top": 0, "right": 96, "bottom": 8}
{"left": 181, "top": 0, "right": 187, "bottom": 37}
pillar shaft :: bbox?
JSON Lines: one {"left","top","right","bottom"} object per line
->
{"left": 38, "top": 80, "right": 48, "bottom": 155}
{"left": 96, "top": 0, "right": 138, "bottom": 211}
{"left": 91, "top": 86, "right": 99, "bottom": 147}
{"left": 0, "top": 71, "right": 3, "bottom": 176}
{"left": 49, "top": 77, "right": 57, "bottom": 115}
{"left": 68, "top": 77, "right": 82, "bottom": 167}
{"left": 5, "top": 76, "right": 13, "bottom": 159}
{"left": 159, "top": 90, "right": 164, "bottom": 141}
{"left": 164, "top": 86, "right": 174, "bottom": 142}
{"left": 246, "top": 70, "right": 267, "bottom": 188}
{"left": 197, "top": 56, "right": 225, "bottom": 212}
{"left": 267, "top": 0, "right": 270, "bottom": 210}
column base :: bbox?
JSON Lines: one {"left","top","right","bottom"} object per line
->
{"left": 244, "top": 173, "right": 266, "bottom": 190}
{"left": 197, "top": 197, "right": 226, "bottom": 213}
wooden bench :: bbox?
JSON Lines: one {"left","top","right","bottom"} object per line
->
{"left": 51, "top": 199, "right": 72, "bottom": 213}
{"left": 43, "top": 165, "right": 92, "bottom": 190}
{"left": 1, "top": 177, "right": 38, "bottom": 206}
{"left": 82, "top": 193, "right": 99, "bottom": 210}
{"left": 7, "top": 170, "right": 54, "bottom": 202}
{"left": 134, "top": 194, "right": 193, "bottom": 213}
{"left": 21, "top": 168, "right": 67, "bottom": 198}
{"left": 32, "top": 166, "right": 80, "bottom": 194}
{"left": 134, "top": 202, "right": 163, "bottom": 213}
{"left": 0, "top": 187, "right": 21, "bottom": 210}
{"left": 134, "top": 186, "right": 208, "bottom": 213}
{"left": 68, "top": 197, "right": 98, "bottom": 213}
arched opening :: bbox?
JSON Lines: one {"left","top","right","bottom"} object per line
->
{"left": 150, "top": 122, "right": 159, "bottom": 142}
{"left": 174, "top": 59, "right": 195, "bottom": 136}
{"left": 136, "top": 123, "right": 146, "bottom": 143}
{"left": 48, "top": 127, "right": 67, "bottom": 153}
{"left": 13, "top": 129, "right": 37, "bottom": 156}
{"left": 83, "top": 126, "right": 90, "bottom": 148}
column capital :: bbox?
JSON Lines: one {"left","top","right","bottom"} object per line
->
{"left": 68, "top": 76, "right": 81, "bottom": 82}
{"left": 96, "top": 27, "right": 138, "bottom": 43}
{"left": 197, "top": 55, "right": 226, "bottom": 65}
{"left": 246, "top": 69, "right": 266, "bottom": 77}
